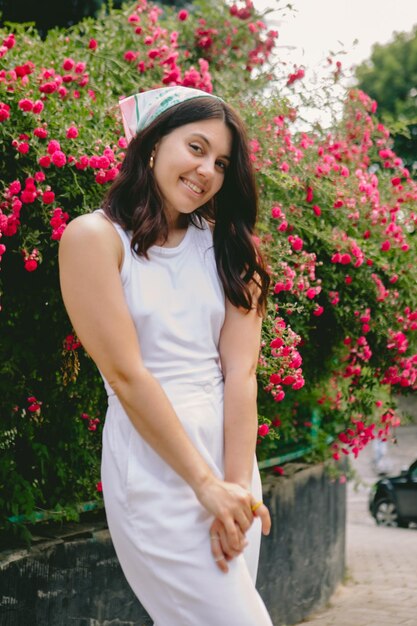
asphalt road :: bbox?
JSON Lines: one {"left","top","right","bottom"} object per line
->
{"left": 298, "top": 423, "right": 417, "bottom": 626}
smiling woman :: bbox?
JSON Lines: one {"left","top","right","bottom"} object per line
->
{"left": 58, "top": 86, "right": 273, "bottom": 625}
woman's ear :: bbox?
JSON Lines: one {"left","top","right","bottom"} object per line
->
{"left": 152, "top": 141, "right": 159, "bottom": 157}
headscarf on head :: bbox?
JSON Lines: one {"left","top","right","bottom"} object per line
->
{"left": 119, "top": 86, "right": 223, "bottom": 143}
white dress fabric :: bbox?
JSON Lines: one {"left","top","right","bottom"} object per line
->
{"left": 99, "top": 212, "right": 273, "bottom": 626}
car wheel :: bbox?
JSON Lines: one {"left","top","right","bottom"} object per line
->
{"left": 374, "top": 498, "right": 407, "bottom": 527}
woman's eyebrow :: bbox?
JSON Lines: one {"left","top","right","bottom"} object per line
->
{"left": 191, "top": 133, "right": 231, "bottom": 161}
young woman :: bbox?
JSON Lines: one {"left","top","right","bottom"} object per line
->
{"left": 59, "top": 86, "right": 273, "bottom": 625}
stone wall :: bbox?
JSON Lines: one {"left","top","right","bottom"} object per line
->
{"left": 0, "top": 463, "right": 346, "bottom": 626}
{"left": 257, "top": 463, "right": 346, "bottom": 625}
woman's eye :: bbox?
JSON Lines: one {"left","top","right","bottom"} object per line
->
{"left": 216, "top": 160, "right": 227, "bottom": 171}
{"left": 190, "top": 143, "right": 202, "bottom": 153}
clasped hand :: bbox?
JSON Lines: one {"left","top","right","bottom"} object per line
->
{"left": 197, "top": 478, "right": 271, "bottom": 573}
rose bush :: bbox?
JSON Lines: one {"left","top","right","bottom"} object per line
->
{"left": 1, "top": 0, "right": 416, "bottom": 532}
{"left": 254, "top": 88, "right": 417, "bottom": 465}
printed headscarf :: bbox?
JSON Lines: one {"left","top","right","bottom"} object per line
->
{"left": 119, "top": 86, "right": 223, "bottom": 143}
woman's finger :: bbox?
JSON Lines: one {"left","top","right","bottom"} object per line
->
{"left": 220, "top": 511, "right": 242, "bottom": 551}
{"left": 209, "top": 521, "right": 229, "bottom": 573}
{"left": 253, "top": 503, "right": 271, "bottom": 536}
{"left": 218, "top": 523, "right": 247, "bottom": 560}
{"left": 210, "top": 532, "right": 228, "bottom": 573}
{"left": 218, "top": 525, "right": 234, "bottom": 560}
{"left": 225, "top": 491, "right": 253, "bottom": 546}
{"left": 234, "top": 508, "right": 253, "bottom": 534}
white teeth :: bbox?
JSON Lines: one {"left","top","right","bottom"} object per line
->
{"left": 182, "top": 178, "right": 203, "bottom": 194}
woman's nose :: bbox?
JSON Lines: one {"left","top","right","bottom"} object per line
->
{"left": 196, "top": 158, "right": 215, "bottom": 178}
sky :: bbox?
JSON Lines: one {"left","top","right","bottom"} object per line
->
{"left": 254, "top": 0, "right": 417, "bottom": 69}
{"left": 252, "top": 0, "right": 417, "bottom": 127}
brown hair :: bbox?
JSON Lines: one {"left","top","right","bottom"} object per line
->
{"left": 103, "top": 96, "right": 269, "bottom": 313}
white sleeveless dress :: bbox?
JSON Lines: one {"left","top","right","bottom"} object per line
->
{"left": 99, "top": 213, "right": 273, "bottom": 626}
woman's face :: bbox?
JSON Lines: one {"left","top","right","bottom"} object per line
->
{"left": 152, "top": 118, "right": 232, "bottom": 225}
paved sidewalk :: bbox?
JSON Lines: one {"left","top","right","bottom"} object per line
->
{"left": 298, "top": 424, "right": 417, "bottom": 626}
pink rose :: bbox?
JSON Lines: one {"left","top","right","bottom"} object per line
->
{"left": 258, "top": 424, "right": 270, "bottom": 437}
{"left": 62, "top": 58, "right": 75, "bottom": 71}
{"left": 66, "top": 126, "right": 78, "bottom": 139}
{"left": 18, "top": 98, "right": 34, "bottom": 112}
{"left": 33, "top": 100, "right": 44, "bottom": 114}
{"left": 47, "top": 140, "right": 61, "bottom": 154}
{"left": 51, "top": 151, "right": 67, "bottom": 167}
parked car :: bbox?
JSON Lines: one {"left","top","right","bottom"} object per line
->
{"left": 369, "top": 459, "right": 417, "bottom": 527}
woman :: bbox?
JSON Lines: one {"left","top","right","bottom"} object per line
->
{"left": 59, "top": 86, "right": 273, "bottom": 625}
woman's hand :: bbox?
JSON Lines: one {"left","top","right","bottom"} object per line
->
{"left": 209, "top": 517, "right": 248, "bottom": 573}
{"left": 196, "top": 477, "right": 253, "bottom": 551}
{"left": 209, "top": 499, "right": 271, "bottom": 572}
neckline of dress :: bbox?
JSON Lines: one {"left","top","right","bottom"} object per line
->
{"left": 149, "top": 222, "right": 193, "bottom": 256}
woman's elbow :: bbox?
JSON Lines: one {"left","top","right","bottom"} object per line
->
{"left": 106, "top": 364, "right": 149, "bottom": 397}
{"left": 223, "top": 364, "right": 258, "bottom": 384}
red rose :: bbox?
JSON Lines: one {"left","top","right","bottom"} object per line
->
{"left": 42, "top": 191, "right": 55, "bottom": 204}
{"left": 34, "top": 127, "right": 48, "bottom": 139}
{"left": 24, "top": 259, "right": 38, "bottom": 272}
{"left": 39, "top": 155, "right": 51, "bottom": 168}
{"left": 178, "top": 9, "right": 188, "bottom": 21}
{"left": 0, "top": 103, "right": 11, "bottom": 122}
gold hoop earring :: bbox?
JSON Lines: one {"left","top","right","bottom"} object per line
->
{"left": 149, "top": 154, "right": 154, "bottom": 169}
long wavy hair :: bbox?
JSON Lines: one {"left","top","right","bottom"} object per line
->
{"left": 103, "top": 96, "right": 270, "bottom": 314}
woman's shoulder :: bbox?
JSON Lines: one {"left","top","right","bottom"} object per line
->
{"left": 59, "top": 210, "right": 124, "bottom": 258}
{"left": 63, "top": 210, "right": 120, "bottom": 236}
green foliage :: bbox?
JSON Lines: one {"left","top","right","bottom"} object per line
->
{"left": 355, "top": 25, "right": 417, "bottom": 173}
{"left": 0, "top": 0, "right": 123, "bottom": 34}
{"left": 0, "top": 0, "right": 279, "bottom": 533}
{"left": 1, "top": 0, "right": 417, "bottom": 535}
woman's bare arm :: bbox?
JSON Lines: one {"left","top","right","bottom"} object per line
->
{"left": 220, "top": 298, "right": 262, "bottom": 490}
{"left": 209, "top": 296, "right": 271, "bottom": 570}
{"left": 59, "top": 213, "right": 252, "bottom": 549}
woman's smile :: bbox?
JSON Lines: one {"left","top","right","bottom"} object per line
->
{"left": 180, "top": 177, "right": 205, "bottom": 195}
